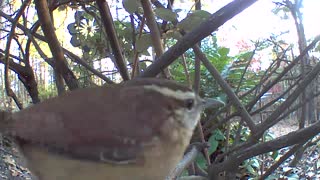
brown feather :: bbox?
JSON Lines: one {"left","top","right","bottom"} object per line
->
{"left": 10, "top": 78, "right": 193, "bottom": 163}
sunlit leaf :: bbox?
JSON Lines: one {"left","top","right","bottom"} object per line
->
{"left": 154, "top": 8, "right": 177, "bottom": 22}
{"left": 218, "top": 47, "right": 230, "bottom": 57}
{"left": 177, "top": 10, "right": 211, "bottom": 32}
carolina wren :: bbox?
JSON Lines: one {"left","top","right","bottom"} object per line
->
{"left": 0, "top": 78, "right": 223, "bottom": 180}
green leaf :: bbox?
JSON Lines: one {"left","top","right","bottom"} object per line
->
{"left": 122, "top": 0, "right": 140, "bottom": 14}
{"left": 246, "top": 164, "right": 255, "bottom": 174}
{"left": 177, "top": 10, "right": 211, "bottom": 32}
{"left": 218, "top": 47, "right": 230, "bottom": 57}
{"left": 208, "top": 137, "right": 219, "bottom": 155}
{"left": 263, "top": 131, "right": 275, "bottom": 141}
{"left": 195, "top": 153, "right": 207, "bottom": 170}
{"left": 67, "top": 23, "right": 78, "bottom": 35}
{"left": 165, "top": 30, "right": 182, "bottom": 40}
{"left": 217, "top": 93, "right": 227, "bottom": 103}
{"left": 121, "top": 27, "right": 134, "bottom": 41}
{"left": 270, "top": 150, "right": 279, "bottom": 160}
{"left": 154, "top": 8, "right": 177, "bottom": 22}
{"left": 74, "top": 11, "right": 85, "bottom": 21}
{"left": 70, "top": 36, "right": 81, "bottom": 47}
{"left": 250, "top": 158, "right": 259, "bottom": 168}
{"left": 192, "top": 10, "right": 211, "bottom": 19}
{"left": 315, "top": 43, "right": 320, "bottom": 52}
{"left": 140, "top": 62, "right": 147, "bottom": 71}
{"left": 207, "top": 130, "right": 224, "bottom": 155}
{"left": 136, "top": 34, "right": 152, "bottom": 52}
{"left": 212, "top": 129, "right": 225, "bottom": 141}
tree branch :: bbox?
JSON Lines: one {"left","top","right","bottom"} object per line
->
{"left": 140, "top": 0, "right": 258, "bottom": 77}
{"left": 96, "top": 0, "right": 130, "bottom": 81}
{"left": 3, "top": 0, "right": 30, "bottom": 109}
{"left": 193, "top": 45, "right": 257, "bottom": 133}
{"left": 35, "top": 0, "right": 79, "bottom": 92}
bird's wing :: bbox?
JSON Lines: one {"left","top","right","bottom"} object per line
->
{"left": 11, "top": 85, "right": 173, "bottom": 164}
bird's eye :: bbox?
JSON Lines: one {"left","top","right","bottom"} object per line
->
{"left": 185, "top": 99, "right": 194, "bottom": 110}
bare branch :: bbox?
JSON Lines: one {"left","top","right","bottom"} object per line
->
{"left": 3, "top": 0, "right": 30, "bottom": 109}
{"left": 246, "top": 36, "right": 320, "bottom": 111}
{"left": 255, "top": 53, "right": 320, "bottom": 138}
{"left": 167, "top": 143, "right": 209, "bottom": 180}
{"left": 96, "top": 0, "right": 130, "bottom": 81}
{"left": 140, "top": 0, "right": 258, "bottom": 77}
{"left": 35, "top": 0, "right": 79, "bottom": 91}
{"left": 193, "top": 45, "right": 257, "bottom": 134}
{"left": 64, "top": 49, "right": 114, "bottom": 84}
{"left": 141, "top": 0, "right": 164, "bottom": 57}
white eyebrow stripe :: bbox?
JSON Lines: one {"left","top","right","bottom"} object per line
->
{"left": 143, "top": 85, "right": 195, "bottom": 100}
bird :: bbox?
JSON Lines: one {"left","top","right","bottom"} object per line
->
{"left": 0, "top": 78, "right": 223, "bottom": 180}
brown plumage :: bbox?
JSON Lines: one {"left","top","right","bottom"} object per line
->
{"left": 0, "top": 78, "right": 222, "bottom": 180}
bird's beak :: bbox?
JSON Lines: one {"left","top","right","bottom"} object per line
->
{"left": 202, "top": 98, "right": 225, "bottom": 109}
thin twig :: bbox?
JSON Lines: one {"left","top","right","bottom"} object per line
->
{"left": 3, "top": 0, "right": 30, "bottom": 109}
{"left": 193, "top": 45, "right": 257, "bottom": 134}
{"left": 96, "top": 0, "right": 130, "bottom": 80}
